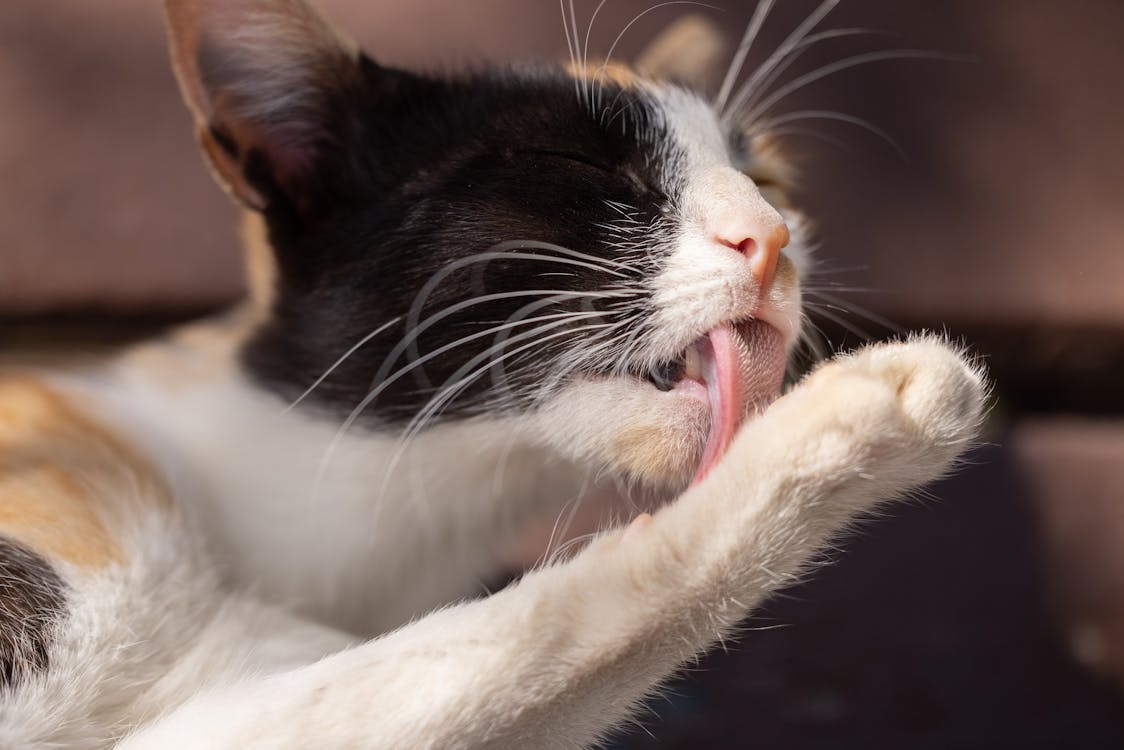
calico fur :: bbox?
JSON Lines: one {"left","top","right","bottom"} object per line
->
{"left": 0, "top": 1, "right": 987, "bottom": 747}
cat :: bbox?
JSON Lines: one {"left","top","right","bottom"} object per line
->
{"left": 0, "top": 0, "right": 986, "bottom": 747}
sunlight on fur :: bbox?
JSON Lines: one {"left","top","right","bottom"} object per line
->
{"left": 0, "top": 1, "right": 986, "bottom": 747}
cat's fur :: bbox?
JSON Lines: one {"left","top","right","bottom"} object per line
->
{"left": 0, "top": 1, "right": 986, "bottom": 747}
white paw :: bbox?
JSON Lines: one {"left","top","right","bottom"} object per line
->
{"left": 715, "top": 335, "right": 987, "bottom": 510}
{"left": 796, "top": 335, "right": 987, "bottom": 487}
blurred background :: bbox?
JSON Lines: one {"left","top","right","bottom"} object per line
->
{"left": 3, "top": 1, "right": 1123, "bottom": 746}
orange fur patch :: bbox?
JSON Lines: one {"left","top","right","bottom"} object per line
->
{"left": 611, "top": 422, "right": 692, "bottom": 486}
{"left": 634, "top": 15, "right": 728, "bottom": 91}
{"left": 773, "top": 254, "right": 798, "bottom": 291}
{"left": 117, "top": 304, "right": 256, "bottom": 391}
{"left": 241, "top": 210, "right": 277, "bottom": 313}
{"left": 565, "top": 60, "right": 643, "bottom": 90}
{"left": 0, "top": 378, "right": 169, "bottom": 570}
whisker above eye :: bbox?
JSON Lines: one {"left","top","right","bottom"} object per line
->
{"left": 742, "top": 125, "right": 852, "bottom": 153}
{"left": 749, "top": 110, "right": 905, "bottom": 158}
{"left": 714, "top": 0, "right": 776, "bottom": 113}
{"left": 724, "top": 26, "right": 888, "bottom": 122}
{"left": 593, "top": 0, "right": 721, "bottom": 96}
{"left": 560, "top": 0, "right": 582, "bottom": 106}
{"left": 737, "top": 49, "right": 973, "bottom": 129}
{"left": 583, "top": 0, "right": 611, "bottom": 109}
{"left": 720, "top": 0, "right": 840, "bottom": 120}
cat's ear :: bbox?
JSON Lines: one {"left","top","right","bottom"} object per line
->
{"left": 635, "top": 15, "right": 730, "bottom": 94}
{"left": 164, "top": 0, "right": 363, "bottom": 215}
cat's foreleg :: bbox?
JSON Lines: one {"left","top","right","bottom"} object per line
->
{"left": 119, "top": 337, "right": 985, "bottom": 750}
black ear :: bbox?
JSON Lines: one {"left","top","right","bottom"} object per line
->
{"left": 164, "top": 0, "right": 364, "bottom": 217}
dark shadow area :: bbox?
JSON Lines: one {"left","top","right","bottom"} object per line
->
{"left": 611, "top": 442, "right": 1124, "bottom": 748}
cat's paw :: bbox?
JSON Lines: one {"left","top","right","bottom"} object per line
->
{"left": 800, "top": 335, "right": 986, "bottom": 485}
{"left": 724, "top": 335, "right": 987, "bottom": 507}
{"left": 839, "top": 335, "right": 985, "bottom": 441}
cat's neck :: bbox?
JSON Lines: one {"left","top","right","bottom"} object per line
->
{"left": 54, "top": 307, "right": 591, "bottom": 633}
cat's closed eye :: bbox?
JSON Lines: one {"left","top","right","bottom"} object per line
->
{"left": 515, "top": 149, "right": 618, "bottom": 175}
{"left": 512, "top": 147, "right": 669, "bottom": 207}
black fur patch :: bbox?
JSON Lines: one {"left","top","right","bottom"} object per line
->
{"left": 0, "top": 538, "right": 66, "bottom": 689}
{"left": 238, "top": 61, "right": 700, "bottom": 428}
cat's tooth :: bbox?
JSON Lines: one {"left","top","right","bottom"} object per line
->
{"left": 684, "top": 343, "right": 703, "bottom": 382}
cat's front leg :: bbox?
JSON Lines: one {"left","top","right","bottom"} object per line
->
{"left": 119, "top": 338, "right": 985, "bottom": 750}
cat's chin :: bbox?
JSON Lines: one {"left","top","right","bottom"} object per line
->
{"left": 530, "top": 320, "right": 787, "bottom": 490}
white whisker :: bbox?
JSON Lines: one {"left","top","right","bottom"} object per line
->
{"left": 379, "top": 320, "right": 619, "bottom": 494}
{"left": 751, "top": 125, "right": 852, "bottom": 152}
{"left": 401, "top": 242, "right": 642, "bottom": 387}
{"left": 583, "top": 0, "right": 611, "bottom": 108}
{"left": 284, "top": 315, "right": 401, "bottom": 412}
{"left": 739, "top": 49, "right": 971, "bottom": 127}
{"left": 560, "top": 0, "right": 582, "bottom": 104}
{"left": 751, "top": 109, "right": 905, "bottom": 158}
{"left": 804, "top": 302, "right": 874, "bottom": 341}
{"left": 722, "top": 0, "right": 840, "bottom": 119}
{"left": 594, "top": 1, "right": 720, "bottom": 93}
{"left": 805, "top": 289, "right": 904, "bottom": 333}
{"left": 385, "top": 287, "right": 630, "bottom": 390}
{"left": 313, "top": 311, "right": 607, "bottom": 503}
{"left": 728, "top": 27, "right": 891, "bottom": 120}
{"left": 714, "top": 0, "right": 775, "bottom": 112}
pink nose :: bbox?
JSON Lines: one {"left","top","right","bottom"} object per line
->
{"left": 718, "top": 219, "right": 790, "bottom": 292}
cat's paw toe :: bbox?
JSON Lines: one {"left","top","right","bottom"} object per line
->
{"left": 820, "top": 335, "right": 988, "bottom": 478}
{"left": 864, "top": 336, "right": 985, "bottom": 440}
{"left": 782, "top": 334, "right": 987, "bottom": 491}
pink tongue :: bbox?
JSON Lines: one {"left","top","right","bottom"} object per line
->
{"left": 691, "top": 324, "right": 743, "bottom": 485}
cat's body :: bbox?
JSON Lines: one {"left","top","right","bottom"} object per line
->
{"left": 49, "top": 309, "right": 587, "bottom": 633}
{"left": 0, "top": 1, "right": 986, "bottom": 747}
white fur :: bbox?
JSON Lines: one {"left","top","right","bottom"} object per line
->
{"left": 84, "top": 336, "right": 982, "bottom": 749}
{"left": 647, "top": 84, "right": 808, "bottom": 357}
{"left": 0, "top": 325, "right": 986, "bottom": 748}
{"left": 55, "top": 328, "right": 591, "bottom": 636}
{"left": 0, "top": 506, "right": 352, "bottom": 747}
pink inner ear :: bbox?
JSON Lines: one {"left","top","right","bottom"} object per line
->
{"left": 198, "top": 54, "right": 337, "bottom": 212}
{"left": 167, "top": 0, "right": 359, "bottom": 212}
{"left": 243, "top": 117, "right": 318, "bottom": 188}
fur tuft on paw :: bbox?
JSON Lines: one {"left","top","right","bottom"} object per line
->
{"left": 770, "top": 334, "right": 989, "bottom": 498}
{"left": 841, "top": 334, "right": 987, "bottom": 450}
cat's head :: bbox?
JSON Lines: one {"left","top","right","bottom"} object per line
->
{"left": 166, "top": 0, "right": 809, "bottom": 490}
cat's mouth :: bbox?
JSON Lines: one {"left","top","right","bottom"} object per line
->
{"left": 646, "top": 320, "right": 787, "bottom": 484}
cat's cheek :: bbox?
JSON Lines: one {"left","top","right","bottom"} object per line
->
{"left": 606, "top": 418, "right": 702, "bottom": 487}
{"left": 531, "top": 379, "right": 707, "bottom": 488}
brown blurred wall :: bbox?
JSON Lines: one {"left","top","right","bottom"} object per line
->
{"left": 8, "top": 2, "right": 1124, "bottom": 323}
{"left": 3, "top": 1, "right": 1123, "bottom": 325}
